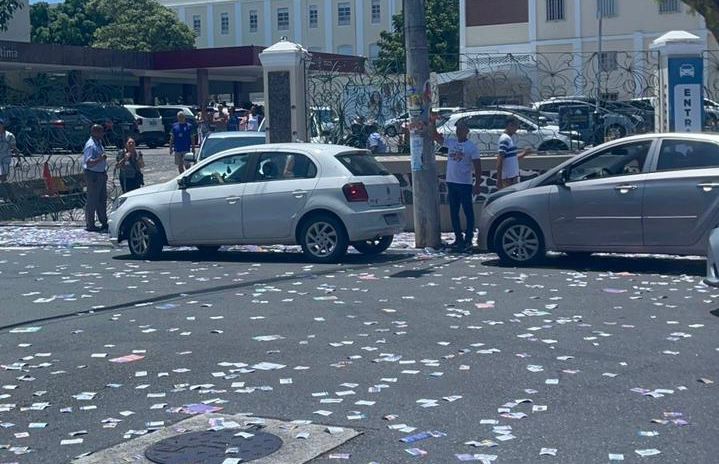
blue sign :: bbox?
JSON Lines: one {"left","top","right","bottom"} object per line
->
{"left": 668, "top": 57, "right": 704, "bottom": 132}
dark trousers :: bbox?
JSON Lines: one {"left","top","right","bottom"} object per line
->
{"left": 119, "top": 175, "right": 142, "bottom": 193}
{"left": 84, "top": 170, "right": 108, "bottom": 228}
{"left": 447, "top": 182, "right": 474, "bottom": 242}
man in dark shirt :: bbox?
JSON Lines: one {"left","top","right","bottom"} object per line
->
{"left": 169, "top": 112, "right": 194, "bottom": 174}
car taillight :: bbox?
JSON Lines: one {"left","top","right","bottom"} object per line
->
{"left": 342, "top": 183, "right": 369, "bottom": 202}
{"left": 51, "top": 120, "right": 64, "bottom": 128}
{"left": 136, "top": 118, "right": 143, "bottom": 126}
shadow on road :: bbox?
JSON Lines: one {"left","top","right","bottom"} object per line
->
{"left": 112, "top": 250, "right": 416, "bottom": 266}
{"left": 481, "top": 253, "right": 705, "bottom": 276}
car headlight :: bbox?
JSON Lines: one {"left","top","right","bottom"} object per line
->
{"left": 110, "top": 196, "right": 128, "bottom": 212}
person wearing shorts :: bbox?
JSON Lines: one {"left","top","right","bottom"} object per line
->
{"left": 0, "top": 119, "right": 17, "bottom": 182}
{"left": 169, "top": 111, "right": 194, "bottom": 174}
{"left": 497, "top": 117, "right": 533, "bottom": 189}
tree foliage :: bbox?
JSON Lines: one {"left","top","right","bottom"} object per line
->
{"left": 31, "top": 0, "right": 195, "bottom": 52}
{"left": 680, "top": 0, "right": 719, "bottom": 44}
{"left": 0, "top": 0, "right": 22, "bottom": 32}
{"left": 374, "top": 0, "right": 459, "bottom": 74}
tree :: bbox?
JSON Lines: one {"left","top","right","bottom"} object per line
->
{"left": 31, "top": 0, "right": 195, "bottom": 52}
{"left": 680, "top": 1, "right": 719, "bottom": 44}
{"left": 0, "top": 0, "right": 22, "bottom": 32}
{"left": 374, "top": 0, "right": 459, "bottom": 73}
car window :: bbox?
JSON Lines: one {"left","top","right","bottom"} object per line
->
{"left": 188, "top": 153, "right": 251, "bottom": 188}
{"left": 656, "top": 140, "right": 719, "bottom": 171}
{"left": 255, "top": 152, "right": 317, "bottom": 181}
{"left": 135, "top": 108, "right": 161, "bottom": 119}
{"left": 568, "top": 141, "right": 652, "bottom": 182}
{"left": 199, "top": 136, "right": 266, "bottom": 160}
{"left": 336, "top": 152, "right": 390, "bottom": 176}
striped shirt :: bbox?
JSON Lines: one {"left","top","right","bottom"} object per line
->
{"left": 498, "top": 133, "right": 519, "bottom": 180}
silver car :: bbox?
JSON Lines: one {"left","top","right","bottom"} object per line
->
{"left": 705, "top": 227, "right": 719, "bottom": 287}
{"left": 479, "top": 133, "right": 719, "bottom": 265}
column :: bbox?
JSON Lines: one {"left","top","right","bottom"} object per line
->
{"left": 197, "top": 69, "right": 209, "bottom": 107}
{"left": 264, "top": 0, "right": 272, "bottom": 46}
{"left": 234, "top": 1, "right": 243, "bottom": 46}
{"left": 178, "top": 6, "right": 186, "bottom": 23}
{"left": 528, "top": 0, "right": 537, "bottom": 47}
{"left": 259, "top": 40, "right": 310, "bottom": 142}
{"left": 458, "top": 0, "right": 465, "bottom": 69}
{"left": 140, "top": 76, "right": 153, "bottom": 105}
{"left": 651, "top": 31, "right": 705, "bottom": 133}
{"left": 233, "top": 81, "right": 243, "bottom": 106}
{"left": 207, "top": 4, "right": 215, "bottom": 48}
{"left": 354, "top": 0, "right": 364, "bottom": 56}
{"left": 324, "top": 0, "right": 333, "bottom": 52}
{"left": 293, "top": 0, "right": 303, "bottom": 44}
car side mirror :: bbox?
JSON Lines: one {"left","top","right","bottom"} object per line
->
{"left": 557, "top": 168, "right": 570, "bottom": 187}
{"left": 177, "top": 177, "right": 189, "bottom": 189}
{"left": 183, "top": 152, "right": 196, "bottom": 165}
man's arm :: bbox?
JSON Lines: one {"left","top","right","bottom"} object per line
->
{"left": 472, "top": 158, "right": 483, "bottom": 194}
{"left": 169, "top": 132, "right": 175, "bottom": 154}
{"left": 496, "top": 154, "right": 504, "bottom": 189}
{"left": 430, "top": 116, "right": 444, "bottom": 145}
{"left": 518, "top": 148, "right": 534, "bottom": 159}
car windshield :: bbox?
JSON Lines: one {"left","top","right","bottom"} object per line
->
{"left": 135, "top": 108, "right": 161, "bottom": 119}
{"left": 199, "top": 136, "right": 266, "bottom": 160}
{"left": 336, "top": 152, "right": 390, "bottom": 176}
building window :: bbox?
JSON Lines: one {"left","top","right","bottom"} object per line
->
{"left": 338, "top": 2, "right": 351, "bottom": 26}
{"left": 220, "top": 12, "right": 230, "bottom": 35}
{"left": 309, "top": 5, "right": 318, "bottom": 28}
{"left": 192, "top": 15, "right": 201, "bottom": 35}
{"left": 599, "top": 51, "right": 618, "bottom": 72}
{"left": 659, "top": 0, "right": 680, "bottom": 13}
{"left": 337, "top": 44, "right": 353, "bottom": 55}
{"left": 371, "top": 0, "right": 381, "bottom": 24}
{"left": 277, "top": 7, "right": 289, "bottom": 30}
{"left": 249, "top": 10, "right": 258, "bottom": 33}
{"left": 546, "top": 0, "right": 564, "bottom": 21}
{"left": 597, "top": 0, "right": 617, "bottom": 17}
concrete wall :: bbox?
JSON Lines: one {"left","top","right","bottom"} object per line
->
{"left": 379, "top": 154, "right": 572, "bottom": 232}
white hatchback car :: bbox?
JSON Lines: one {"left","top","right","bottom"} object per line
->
{"left": 124, "top": 105, "right": 165, "bottom": 148}
{"left": 108, "top": 143, "right": 405, "bottom": 262}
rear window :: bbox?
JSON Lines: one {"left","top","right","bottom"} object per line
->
{"left": 199, "top": 136, "right": 266, "bottom": 160}
{"left": 135, "top": 108, "right": 161, "bottom": 119}
{"left": 336, "top": 152, "right": 390, "bottom": 176}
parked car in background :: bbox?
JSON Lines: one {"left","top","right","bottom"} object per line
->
{"left": 437, "top": 109, "right": 577, "bottom": 153}
{"left": 38, "top": 106, "right": 93, "bottom": 152}
{"left": 384, "top": 107, "right": 464, "bottom": 137}
{"left": 485, "top": 104, "right": 558, "bottom": 126}
{"left": 705, "top": 227, "right": 719, "bottom": 287}
{"left": 73, "top": 103, "right": 139, "bottom": 148}
{"left": 533, "top": 98, "right": 642, "bottom": 141}
{"left": 479, "top": 133, "right": 719, "bottom": 265}
{"left": 0, "top": 106, "right": 50, "bottom": 156}
{"left": 124, "top": 105, "right": 165, "bottom": 148}
{"left": 194, "top": 131, "right": 268, "bottom": 162}
{"left": 156, "top": 105, "right": 197, "bottom": 141}
{"left": 109, "top": 144, "right": 405, "bottom": 263}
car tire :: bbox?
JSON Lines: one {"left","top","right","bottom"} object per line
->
{"left": 299, "top": 214, "right": 349, "bottom": 263}
{"left": 127, "top": 216, "right": 164, "bottom": 260}
{"left": 564, "top": 251, "right": 593, "bottom": 260}
{"left": 538, "top": 140, "right": 568, "bottom": 151}
{"left": 385, "top": 126, "right": 398, "bottom": 137}
{"left": 352, "top": 235, "right": 393, "bottom": 255}
{"left": 493, "top": 216, "right": 545, "bottom": 266}
{"left": 196, "top": 245, "right": 221, "bottom": 255}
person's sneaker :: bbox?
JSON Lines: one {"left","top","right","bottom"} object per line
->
{"left": 462, "top": 240, "right": 474, "bottom": 253}
{"left": 449, "top": 241, "right": 465, "bottom": 253}
{"left": 85, "top": 226, "right": 100, "bottom": 232}
{"left": 99, "top": 224, "right": 109, "bottom": 233}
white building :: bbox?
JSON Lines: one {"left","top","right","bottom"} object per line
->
{"left": 0, "top": 0, "right": 30, "bottom": 43}
{"left": 159, "top": 0, "right": 401, "bottom": 57}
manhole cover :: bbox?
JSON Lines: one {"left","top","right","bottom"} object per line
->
{"left": 145, "top": 430, "right": 283, "bottom": 464}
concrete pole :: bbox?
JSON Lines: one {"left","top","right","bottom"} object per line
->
{"left": 404, "top": 0, "right": 441, "bottom": 249}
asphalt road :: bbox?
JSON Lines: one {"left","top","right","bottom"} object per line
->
{"left": 0, "top": 244, "right": 717, "bottom": 463}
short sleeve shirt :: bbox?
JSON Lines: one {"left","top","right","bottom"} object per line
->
{"left": 0, "top": 131, "right": 16, "bottom": 162}
{"left": 367, "top": 132, "right": 387, "bottom": 153}
{"left": 498, "top": 133, "right": 519, "bottom": 179}
{"left": 82, "top": 137, "right": 106, "bottom": 172}
{"left": 171, "top": 122, "right": 193, "bottom": 153}
{"left": 444, "top": 138, "right": 480, "bottom": 185}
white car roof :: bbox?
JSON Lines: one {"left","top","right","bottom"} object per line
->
{"left": 205, "top": 131, "right": 266, "bottom": 139}
{"left": 609, "top": 132, "right": 719, "bottom": 144}
{"left": 124, "top": 104, "right": 154, "bottom": 110}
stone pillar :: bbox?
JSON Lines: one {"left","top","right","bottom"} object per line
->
{"left": 197, "top": 69, "right": 209, "bottom": 107}
{"left": 651, "top": 31, "right": 705, "bottom": 133}
{"left": 259, "top": 39, "right": 310, "bottom": 143}
{"left": 139, "top": 76, "right": 153, "bottom": 105}
{"left": 233, "top": 81, "right": 243, "bottom": 107}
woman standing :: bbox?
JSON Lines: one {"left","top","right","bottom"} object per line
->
{"left": 198, "top": 109, "right": 212, "bottom": 145}
{"left": 115, "top": 138, "right": 145, "bottom": 193}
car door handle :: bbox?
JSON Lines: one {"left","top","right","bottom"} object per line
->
{"left": 614, "top": 185, "right": 638, "bottom": 193}
{"left": 697, "top": 182, "right": 719, "bottom": 192}
{"left": 226, "top": 196, "right": 241, "bottom": 205}
{"left": 292, "top": 190, "right": 308, "bottom": 198}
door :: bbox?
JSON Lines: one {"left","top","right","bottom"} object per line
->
{"left": 549, "top": 140, "right": 654, "bottom": 248}
{"left": 643, "top": 139, "right": 719, "bottom": 247}
{"left": 242, "top": 152, "right": 320, "bottom": 240}
{"left": 169, "top": 153, "right": 252, "bottom": 244}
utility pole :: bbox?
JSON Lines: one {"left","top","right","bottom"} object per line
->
{"left": 594, "top": 3, "right": 604, "bottom": 145}
{"left": 404, "top": 0, "right": 441, "bottom": 249}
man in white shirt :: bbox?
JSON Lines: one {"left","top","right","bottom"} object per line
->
{"left": 497, "top": 117, "right": 532, "bottom": 189}
{"left": 82, "top": 125, "right": 108, "bottom": 232}
{"left": 433, "top": 120, "right": 482, "bottom": 252}
{"left": 0, "top": 119, "right": 17, "bottom": 182}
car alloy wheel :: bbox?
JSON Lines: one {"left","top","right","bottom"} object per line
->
{"left": 305, "top": 221, "right": 339, "bottom": 258}
{"left": 129, "top": 220, "right": 150, "bottom": 257}
{"left": 501, "top": 224, "right": 540, "bottom": 262}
